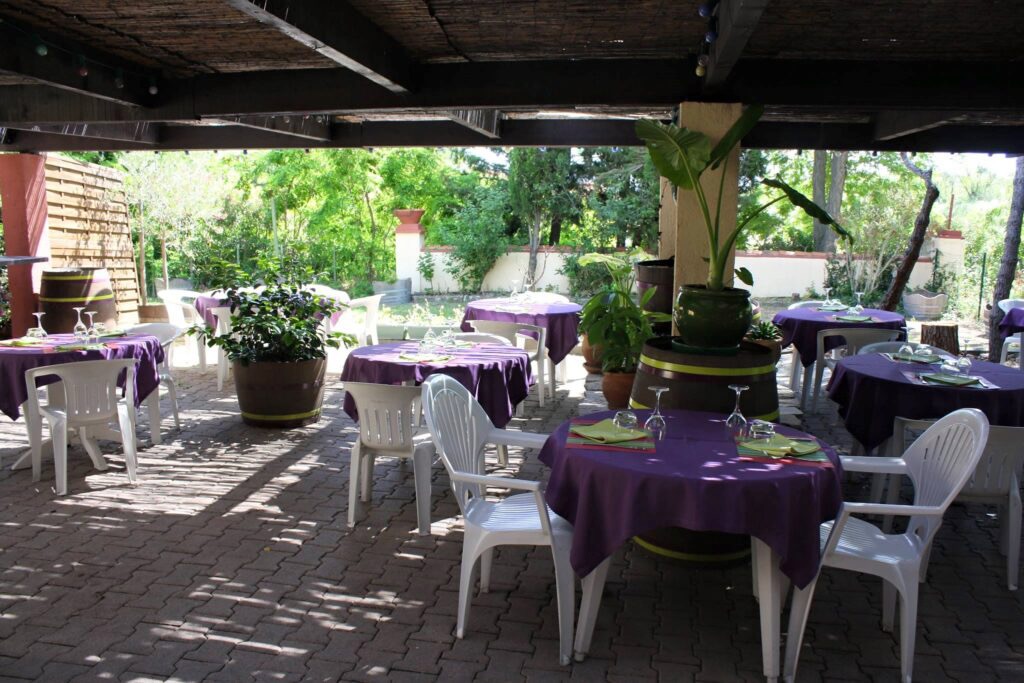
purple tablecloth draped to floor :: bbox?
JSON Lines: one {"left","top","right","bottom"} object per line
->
{"left": 538, "top": 409, "right": 843, "bottom": 588}
{"left": 828, "top": 353, "right": 1024, "bottom": 450}
{"left": 772, "top": 307, "right": 906, "bottom": 366}
{"left": 340, "top": 341, "right": 532, "bottom": 428}
{"left": 461, "top": 298, "right": 581, "bottom": 364}
{"left": 0, "top": 333, "right": 165, "bottom": 421}
{"left": 193, "top": 295, "right": 227, "bottom": 330}
{"left": 998, "top": 307, "right": 1024, "bottom": 339}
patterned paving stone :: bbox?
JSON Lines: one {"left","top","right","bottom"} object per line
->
{"left": 0, "top": 351, "right": 1021, "bottom": 681}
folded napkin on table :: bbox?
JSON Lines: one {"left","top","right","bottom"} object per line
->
{"left": 0, "top": 337, "right": 47, "bottom": 347}
{"left": 920, "top": 373, "right": 981, "bottom": 387}
{"left": 835, "top": 314, "right": 872, "bottom": 322}
{"left": 398, "top": 352, "right": 454, "bottom": 363}
{"left": 737, "top": 435, "right": 825, "bottom": 459}
{"left": 99, "top": 329, "right": 128, "bottom": 338}
{"left": 887, "top": 352, "right": 943, "bottom": 364}
{"left": 817, "top": 304, "right": 849, "bottom": 312}
{"left": 54, "top": 343, "right": 107, "bottom": 352}
{"left": 570, "top": 418, "right": 650, "bottom": 444}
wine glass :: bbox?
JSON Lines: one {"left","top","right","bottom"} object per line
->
{"left": 28, "top": 311, "right": 48, "bottom": 338}
{"left": 956, "top": 354, "right": 973, "bottom": 377}
{"left": 918, "top": 344, "right": 933, "bottom": 358}
{"left": 613, "top": 410, "right": 639, "bottom": 431}
{"left": 419, "top": 327, "right": 436, "bottom": 354}
{"left": 854, "top": 291, "right": 865, "bottom": 313}
{"left": 726, "top": 384, "right": 749, "bottom": 440}
{"left": 510, "top": 279, "right": 520, "bottom": 300}
{"left": 72, "top": 307, "right": 88, "bottom": 341}
{"left": 84, "top": 311, "right": 98, "bottom": 342}
{"left": 749, "top": 419, "right": 775, "bottom": 443}
{"left": 822, "top": 287, "right": 832, "bottom": 306}
{"left": 644, "top": 386, "right": 669, "bottom": 441}
{"left": 898, "top": 343, "right": 914, "bottom": 360}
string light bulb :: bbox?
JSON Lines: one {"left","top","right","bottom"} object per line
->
{"left": 148, "top": 78, "right": 159, "bottom": 95}
{"left": 114, "top": 68, "right": 125, "bottom": 89}
{"left": 34, "top": 37, "right": 48, "bottom": 57}
{"left": 76, "top": 56, "right": 89, "bottom": 78}
{"left": 695, "top": 64, "right": 707, "bottom": 77}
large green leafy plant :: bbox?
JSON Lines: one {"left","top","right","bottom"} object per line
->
{"left": 191, "top": 282, "right": 355, "bottom": 365}
{"left": 578, "top": 252, "right": 671, "bottom": 373}
{"left": 635, "top": 106, "right": 850, "bottom": 291}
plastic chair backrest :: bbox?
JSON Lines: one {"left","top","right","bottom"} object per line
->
{"left": 899, "top": 408, "right": 988, "bottom": 546}
{"left": 157, "top": 289, "right": 202, "bottom": 328}
{"left": 453, "top": 333, "right": 513, "bottom": 346}
{"left": 25, "top": 359, "right": 137, "bottom": 423}
{"left": 349, "top": 294, "right": 385, "bottom": 343}
{"left": 997, "top": 299, "right": 1024, "bottom": 314}
{"left": 421, "top": 374, "right": 495, "bottom": 515}
{"left": 522, "top": 292, "right": 570, "bottom": 304}
{"left": 306, "top": 284, "right": 352, "bottom": 305}
{"left": 788, "top": 300, "right": 826, "bottom": 310}
{"left": 817, "top": 327, "right": 900, "bottom": 359}
{"left": 344, "top": 382, "right": 423, "bottom": 456}
{"left": 129, "top": 322, "right": 183, "bottom": 347}
{"left": 859, "top": 341, "right": 955, "bottom": 359}
{"left": 210, "top": 306, "right": 234, "bottom": 335}
{"left": 469, "top": 320, "right": 546, "bottom": 351}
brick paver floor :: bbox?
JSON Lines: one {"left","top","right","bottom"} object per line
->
{"left": 0, "top": 348, "right": 1022, "bottom": 682}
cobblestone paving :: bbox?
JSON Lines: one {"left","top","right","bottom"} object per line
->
{"left": 0, "top": 351, "right": 1021, "bottom": 682}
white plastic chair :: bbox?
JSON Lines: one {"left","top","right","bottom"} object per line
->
{"left": 997, "top": 298, "right": 1024, "bottom": 315}
{"left": 453, "top": 332, "right": 514, "bottom": 346}
{"left": 128, "top": 322, "right": 183, "bottom": 442}
{"left": 891, "top": 417, "right": 1023, "bottom": 590}
{"left": 521, "top": 292, "right": 571, "bottom": 304}
{"left": 805, "top": 327, "right": 901, "bottom": 412}
{"left": 343, "top": 382, "right": 435, "bottom": 536}
{"left": 858, "top": 341, "right": 956, "bottom": 360}
{"left": 210, "top": 306, "right": 234, "bottom": 391}
{"left": 24, "top": 359, "right": 141, "bottom": 496}
{"left": 469, "top": 320, "right": 549, "bottom": 406}
{"left": 784, "top": 408, "right": 990, "bottom": 683}
{"left": 157, "top": 289, "right": 206, "bottom": 370}
{"left": 997, "top": 299, "right": 1024, "bottom": 366}
{"left": 420, "top": 374, "right": 573, "bottom": 665}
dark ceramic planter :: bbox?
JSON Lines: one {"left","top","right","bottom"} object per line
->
{"left": 673, "top": 285, "right": 752, "bottom": 353}
{"left": 234, "top": 358, "right": 327, "bottom": 428}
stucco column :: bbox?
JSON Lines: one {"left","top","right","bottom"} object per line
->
{"left": 934, "top": 229, "right": 965, "bottom": 274}
{"left": 393, "top": 209, "right": 425, "bottom": 292}
{"left": 670, "top": 102, "right": 742, "bottom": 297}
{"left": 0, "top": 153, "right": 51, "bottom": 337}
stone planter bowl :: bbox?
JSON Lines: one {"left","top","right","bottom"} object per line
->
{"left": 902, "top": 290, "right": 948, "bottom": 320}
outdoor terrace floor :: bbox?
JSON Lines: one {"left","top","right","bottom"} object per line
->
{"left": 0, "top": 352, "right": 1022, "bottom": 682}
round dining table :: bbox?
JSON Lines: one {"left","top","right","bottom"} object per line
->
{"left": 0, "top": 332, "right": 165, "bottom": 469}
{"left": 461, "top": 297, "right": 581, "bottom": 364}
{"left": 773, "top": 306, "right": 906, "bottom": 366}
{"left": 828, "top": 353, "right": 1024, "bottom": 451}
{"left": 539, "top": 408, "right": 843, "bottom": 680}
{"left": 340, "top": 341, "right": 532, "bottom": 428}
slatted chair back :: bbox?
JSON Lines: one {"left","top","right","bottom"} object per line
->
{"left": 343, "top": 382, "right": 423, "bottom": 457}
{"left": 859, "top": 341, "right": 956, "bottom": 360}
{"left": 997, "top": 298, "right": 1024, "bottom": 314}
{"left": 25, "top": 359, "right": 137, "bottom": 424}
{"left": 788, "top": 300, "right": 826, "bottom": 310}
{"left": 453, "top": 332, "right": 513, "bottom": 346}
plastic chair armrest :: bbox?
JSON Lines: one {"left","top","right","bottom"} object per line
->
{"left": 841, "top": 501, "right": 943, "bottom": 518}
{"left": 450, "top": 471, "right": 541, "bottom": 492}
{"left": 839, "top": 455, "right": 908, "bottom": 475}
{"left": 486, "top": 428, "right": 550, "bottom": 450}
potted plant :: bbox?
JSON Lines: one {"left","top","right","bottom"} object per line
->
{"left": 636, "top": 106, "right": 850, "bottom": 352}
{"left": 578, "top": 252, "right": 671, "bottom": 408}
{"left": 745, "top": 320, "right": 783, "bottom": 363}
{"left": 192, "top": 281, "right": 355, "bottom": 428}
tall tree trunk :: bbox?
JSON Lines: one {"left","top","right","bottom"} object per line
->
{"left": 880, "top": 153, "right": 940, "bottom": 311}
{"left": 137, "top": 199, "right": 147, "bottom": 305}
{"left": 161, "top": 235, "right": 170, "bottom": 292}
{"left": 988, "top": 157, "right": 1024, "bottom": 360}
{"left": 363, "top": 192, "right": 378, "bottom": 283}
{"left": 811, "top": 151, "right": 828, "bottom": 251}
{"left": 820, "top": 152, "right": 849, "bottom": 253}
{"left": 548, "top": 217, "right": 562, "bottom": 246}
{"left": 527, "top": 213, "right": 542, "bottom": 286}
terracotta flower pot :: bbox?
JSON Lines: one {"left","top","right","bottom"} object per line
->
{"left": 233, "top": 358, "right": 327, "bottom": 428}
{"left": 393, "top": 208, "right": 426, "bottom": 224}
{"left": 581, "top": 333, "right": 604, "bottom": 374}
{"left": 601, "top": 371, "right": 635, "bottom": 409}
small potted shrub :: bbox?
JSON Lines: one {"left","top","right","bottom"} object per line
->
{"left": 745, "top": 320, "right": 783, "bottom": 362}
{"left": 578, "top": 252, "right": 671, "bottom": 408}
{"left": 192, "top": 281, "right": 355, "bottom": 428}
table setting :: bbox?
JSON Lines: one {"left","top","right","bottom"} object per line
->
{"left": 460, "top": 290, "right": 581, "bottom": 365}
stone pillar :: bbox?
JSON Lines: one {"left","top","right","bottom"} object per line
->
{"left": 0, "top": 153, "right": 51, "bottom": 337}
{"left": 934, "top": 229, "right": 965, "bottom": 274}
{"left": 671, "top": 102, "right": 742, "bottom": 297}
{"left": 658, "top": 178, "right": 677, "bottom": 258}
{"left": 393, "top": 209, "right": 425, "bottom": 292}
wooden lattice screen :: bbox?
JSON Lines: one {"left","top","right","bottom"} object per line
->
{"left": 44, "top": 155, "right": 139, "bottom": 325}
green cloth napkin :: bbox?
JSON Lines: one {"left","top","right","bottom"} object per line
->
{"left": 0, "top": 337, "right": 47, "bottom": 347}
{"left": 738, "top": 435, "right": 822, "bottom": 457}
{"left": 920, "top": 373, "right": 981, "bottom": 386}
{"left": 818, "top": 304, "right": 848, "bottom": 312}
{"left": 570, "top": 418, "right": 650, "bottom": 444}
{"left": 398, "top": 353, "right": 454, "bottom": 363}
{"left": 566, "top": 436, "right": 655, "bottom": 451}
{"left": 99, "top": 330, "right": 128, "bottom": 338}
{"left": 835, "top": 314, "right": 872, "bottom": 322}
{"left": 54, "top": 343, "right": 107, "bottom": 352}
{"left": 890, "top": 352, "right": 943, "bottom": 364}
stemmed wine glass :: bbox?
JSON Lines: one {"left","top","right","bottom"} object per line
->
{"left": 84, "top": 311, "right": 98, "bottom": 342}
{"left": 644, "top": 386, "right": 669, "bottom": 441}
{"left": 26, "top": 311, "right": 48, "bottom": 339}
{"left": 822, "top": 287, "right": 832, "bottom": 306}
{"left": 510, "top": 279, "right": 520, "bottom": 300}
{"left": 726, "top": 384, "right": 749, "bottom": 440}
{"left": 72, "top": 307, "right": 88, "bottom": 341}
{"left": 956, "top": 354, "right": 973, "bottom": 377}
{"left": 854, "top": 291, "right": 865, "bottom": 314}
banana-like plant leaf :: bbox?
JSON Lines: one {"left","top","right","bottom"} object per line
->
{"left": 734, "top": 266, "right": 754, "bottom": 286}
{"left": 635, "top": 119, "right": 711, "bottom": 190}
{"left": 707, "top": 104, "right": 764, "bottom": 171}
{"left": 762, "top": 177, "right": 854, "bottom": 243}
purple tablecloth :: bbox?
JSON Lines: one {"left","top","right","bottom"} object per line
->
{"left": 0, "top": 333, "right": 165, "bottom": 421}
{"left": 538, "top": 409, "right": 843, "bottom": 588}
{"left": 773, "top": 307, "right": 906, "bottom": 366}
{"left": 461, "top": 298, "right": 581, "bottom": 364}
{"left": 193, "top": 295, "right": 227, "bottom": 329}
{"left": 998, "top": 307, "right": 1024, "bottom": 339}
{"left": 828, "top": 353, "right": 1024, "bottom": 450}
{"left": 340, "top": 341, "right": 532, "bottom": 428}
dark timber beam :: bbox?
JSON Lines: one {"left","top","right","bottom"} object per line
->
{"left": 743, "top": 122, "right": 1024, "bottom": 154}
{"left": 4, "top": 122, "right": 159, "bottom": 144}
{"left": 444, "top": 110, "right": 502, "bottom": 139}
{"left": 223, "top": 0, "right": 416, "bottom": 93}
{"left": 704, "top": 0, "right": 770, "bottom": 88}
{"left": 212, "top": 115, "right": 332, "bottom": 141}
{"left": 873, "top": 110, "right": 962, "bottom": 141}
{"left": 0, "top": 19, "right": 156, "bottom": 107}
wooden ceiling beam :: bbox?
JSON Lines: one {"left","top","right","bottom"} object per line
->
{"left": 704, "top": 0, "right": 770, "bottom": 88}
{"left": 873, "top": 110, "right": 963, "bottom": 141}
{"left": 744, "top": 122, "right": 1024, "bottom": 154}
{"left": 3, "top": 122, "right": 158, "bottom": 144}
{"left": 223, "top": 0, "right": 416, "bottom": 93}
{"left": 211, "top": 115, "right": 332, "bottom": 141}
{"left": 444, "top": 110, "right": 502, "bottom": 139}
{"left": 0, "top": 18, "right": 156, "bottom": 107}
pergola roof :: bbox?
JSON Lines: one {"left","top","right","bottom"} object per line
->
{"left": 0, "top": 0, "right": 1021, "bottom": 153}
